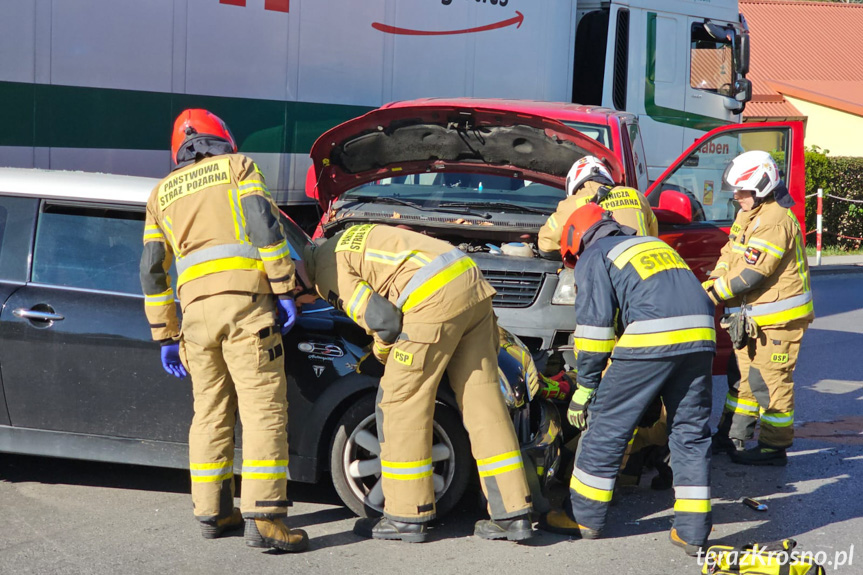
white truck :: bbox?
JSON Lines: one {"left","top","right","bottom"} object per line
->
{"left": 0, "top": 0, "right": 749, "bottom": 206}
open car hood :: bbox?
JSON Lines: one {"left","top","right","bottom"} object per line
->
{"left": 308, "top": 105, "right": 624, "bottom": 208}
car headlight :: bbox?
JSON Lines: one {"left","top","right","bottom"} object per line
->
{"left": 551, "top": 267, "right": 575, "bottom": 305}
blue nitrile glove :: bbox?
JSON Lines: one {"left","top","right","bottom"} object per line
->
{"left": 567, "top": 385, "right": 596, "bottom": 430}
{"left": 277, "top": 296, "right": 298, "bottom": 335}
{"left": 160, "top": 342, "right": 187, "bottom": 379}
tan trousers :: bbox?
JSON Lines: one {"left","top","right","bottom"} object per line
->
{"left": 377, "top": 297, "right": 532, "bottom": 523}
{"left": 726, "top": 323, "right": 806, "bottom": 448}
{"left": 179, "top": 292, "right": 290, "bottom": 521}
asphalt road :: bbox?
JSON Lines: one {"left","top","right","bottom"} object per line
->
{"left": 2, "top": 272, "right": 862, "bottom": 575}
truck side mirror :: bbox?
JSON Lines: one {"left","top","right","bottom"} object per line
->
{"left": 653, "top": 189, "right": 694, "bottom": 225}
{"left": 737, "top": 31, "right": 750, "bottom": 76}
{"left": 734, "top": 78, "right": 752, "bottom": 103}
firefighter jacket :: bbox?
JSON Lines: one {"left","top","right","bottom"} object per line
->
{"left": 707, "top": 199, "right": 814, "bottom": 329}
{"left": 573, "top": 231, "right": 716, "bottom": 390}
{"left": 538, "top": 181, "right": 658, "bottom": 257}
{"left": 307, "top": 224, "right": 495, "bottom": 352}
{"left": 140, "top": 154, "right": 296, "bottom": 342}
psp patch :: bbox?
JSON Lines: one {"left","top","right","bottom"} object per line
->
{"left": 744, "top": 247, "right": 762, "bottom": 265}
{"left": 393, "top": 348, "right": 414, "bottom": 366}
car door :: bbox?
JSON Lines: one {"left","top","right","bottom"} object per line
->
{"left": 0, "top": 200, "right": 192, "bottom": 442}
{"left": 647, "top": 120, "right": 805, "bottom": 373}
{"left": 0, "top": 195, "right": 40, "bottom": 427}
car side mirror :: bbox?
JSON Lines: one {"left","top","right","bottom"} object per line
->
{"left": 652, "top": 190, "right": 694, "bottom": 225}
{"left": 305, "top": 165, "right": 319, "bottom": 200}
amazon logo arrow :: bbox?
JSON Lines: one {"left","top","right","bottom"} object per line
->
{"left": 372, "top": 11, "right": 523, "bottom": 36}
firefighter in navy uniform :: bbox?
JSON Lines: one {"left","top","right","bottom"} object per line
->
{"left": 140, "top": 109, "right": 308, "bottom": 552}
{"left": 303, "top": 224, "right": 533, "bottom": 543}
{"left": 704, "top": 151, "right": 813, "bottom": 466}
{"left": 539, "top": 204, "right": 715, "bottom": 556}
{"left": 537, "top": 156, "right": 657, "bottom": 259}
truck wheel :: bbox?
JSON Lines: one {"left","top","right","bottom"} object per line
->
{"left": 329, "top": 394, "right": 471, "bottom": 518}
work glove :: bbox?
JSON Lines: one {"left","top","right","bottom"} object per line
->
{"left": 160, "top": 342, "right": 187, "bottom": 379}
{"left": 567, "top": 385, "right": 596, "bottom": 430}
{"left": 277, "top": 296, "right": 298, "bottom": 335}
{"left": 701, "top": 279, "right": 715, "bottom": 291}
{"left": 538, "top": 370, "right": 574, "bottom": 401}
{"left": 356, "top": 352, "right": 386, "bottom": 378}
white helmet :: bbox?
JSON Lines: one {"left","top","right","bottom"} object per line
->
{"left": 723, "top": 150, "right": 780, "bottom": 198}
{"left": 565, "top": 156, "right": 614, "bottom": 196}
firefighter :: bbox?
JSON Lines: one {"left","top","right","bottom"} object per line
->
{"left": 303, "top": 224, "right": 533, "bottom": 543}
{"left": 704, "top": 151, "right": 813, "bottom": 466}
{"left": 539, "top": 204, "right": 715, "bottom": 556}
{"left": 537, "top": 155, "right": 657, "bottom": 259}
{"left": 541, "top": 156, "right": 667, "bottom": 484}
{"left": 140, "top": 109, "right": 308, "bottom": 552}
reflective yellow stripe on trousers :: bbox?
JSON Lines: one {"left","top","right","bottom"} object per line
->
{"left": 476, "top": 450, "right": 524, "bottom": 478}
{"left": 242, "top": 459, "right": 288, "bottom": 480}
{"left": 381, "top": 458, "right": 433, "bottom": 481}
{"left": 674, "top": 485, "right": 711, "bottom": 513}
{"left": 570, "top": 467, "right": 615, "bottom": 503}
{"left": 190, "top": 460, "right": 233, "bottom": 483}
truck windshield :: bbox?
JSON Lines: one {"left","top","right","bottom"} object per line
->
{"left": 340, "top": 173, "right": 562, "bottom": 214}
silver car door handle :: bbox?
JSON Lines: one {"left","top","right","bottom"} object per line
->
{"left": 13, "top": 309, "right": 65, "bottom": 321}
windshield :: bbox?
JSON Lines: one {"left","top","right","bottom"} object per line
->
{"left": 339, "top": 172, "right": 564, "bottom": 214}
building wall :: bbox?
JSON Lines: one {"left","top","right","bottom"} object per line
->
{"left": 785, "top": 96, "right": 863, "bottom": 156}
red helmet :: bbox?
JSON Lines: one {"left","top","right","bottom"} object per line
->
{"left": 171, "top": 109, "right": 237, "bottom": 164}
{"left": 560, "top": 203, "right": 606, "bottom": 268}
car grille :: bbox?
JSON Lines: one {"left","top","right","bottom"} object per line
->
{"left": 479, "top": 269, "right": 544, "bottom": 308}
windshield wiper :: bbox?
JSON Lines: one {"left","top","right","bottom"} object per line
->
{"left": 344, "top": 195, "right": 492, "bottom": 219}
{"left": 438, "top": 201, "right": 552, "bottom": 215}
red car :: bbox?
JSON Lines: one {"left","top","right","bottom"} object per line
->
{"left": 305, "top": 99, "right": 806, "bottom": 375}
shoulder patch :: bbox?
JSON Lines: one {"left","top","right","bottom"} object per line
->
{"left": 744, "top": 247, "right": 761, "bottom": 265}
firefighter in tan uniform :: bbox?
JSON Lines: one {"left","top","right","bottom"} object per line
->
{"left": 704, "top": 151, "right": 813, "bottom": 466}
{"left": 139, "top": 109, "right": 308, "bottom": 552}
{"left": 303, "top": 224, "right": 533, "bottom": 542}
{"left": 538, "top": 156, "right": 657, "bottom": 259}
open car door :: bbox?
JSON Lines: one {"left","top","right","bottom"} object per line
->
{"left": 646, "top": 121, "right": 806, "bottom": 374}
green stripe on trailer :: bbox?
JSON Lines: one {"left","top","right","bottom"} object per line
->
{"left": 644, "top": 13, "right": 728, "bottom": 132}
{"left": 0, "top": 81, "right": 373, "bottom": 154}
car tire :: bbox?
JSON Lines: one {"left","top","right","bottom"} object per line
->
{"left": 329, "top": 394, "right": 471, "bottom": 519}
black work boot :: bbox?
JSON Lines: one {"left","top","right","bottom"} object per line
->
{"left": 245, "top": 518, "right": 309, "bottom": 552}
{"left": 353, "top": 517, "right": 428, "bottom": 543}
{"left": 712, "top": 432, "right": 745, "bottom": 454}
{"left": 538, "top": 509, "right": 601, "bottom": 539}
{"left": 669, "top": 527, "right": 704, "bottom": 557}
{"left": 200, "top": 507, "right": 244, "bottom": 539}
{"left": 730, "top": 444, "right": 787, "bottom": 466}
{"left": 474, "top": 514, "right": 533, "bottom": 541}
